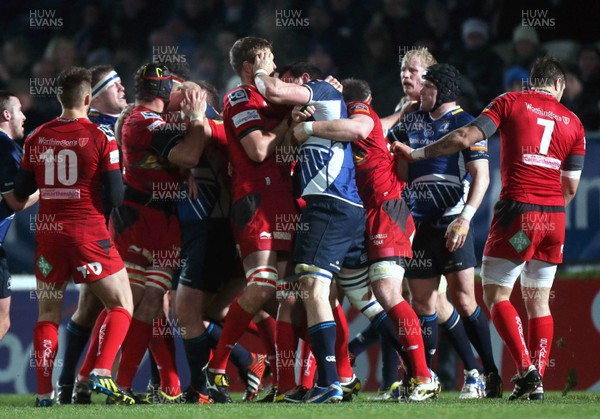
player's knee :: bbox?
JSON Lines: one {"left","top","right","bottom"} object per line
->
{"left": 450, "top": 289, "right": 474, "bottom": 317}
{"left": 369, "top": 260, "right": 404, "bottom": 283}
{"left": 175, "top": 298, "right": 197, "bottom": 325}
{"left": 119, "top": 296, "right": 134, "bottom": 316}
{"left": 73, "top": 303, "right": 102, "bottom": 326}
{"left": 413, "top": 298, "right": 435, "bottom": 316}
{"left": 523, "top": 296, "right": 550, "bottom": 318}
{"left": 337, "top": 268, "right": 382, "bottom": 319}
{"left": 125, "top": 262, "right": 147, "bottom": 289}
{"left": 482, "top": 288, "right": 496, "bottom": 311}
{"left": 246, "top": 265, "right": 278, "bottom": 289}
{"left": 296, "top": 264, "right": 332, "bottom": 298}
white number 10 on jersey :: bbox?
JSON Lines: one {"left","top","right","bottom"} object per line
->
{"left": 39, "top": 148, "right": 78, "bottom": 186}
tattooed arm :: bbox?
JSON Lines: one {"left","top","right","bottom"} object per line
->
{"left": 393, "top": 124, "right": 486, "bottom": 162}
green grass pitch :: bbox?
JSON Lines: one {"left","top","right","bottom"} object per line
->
{"left": 1, "top": 392, "right": 599, "bottom": 419}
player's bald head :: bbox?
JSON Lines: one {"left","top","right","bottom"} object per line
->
{"left": 230, "top": 37, "right": 273, "bottom": 76}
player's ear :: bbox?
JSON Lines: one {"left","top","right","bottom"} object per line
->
{"left": 242, "top": 60, "right": 253, "bottom": 75}
{"left": 1, "top": 109, "right": 10, "bottom": 122}
{"left": 302, "top": 73, "right": 311, "bottom": 84}
{"left": 83, "top": 93, "right": 91, "bottom": 107}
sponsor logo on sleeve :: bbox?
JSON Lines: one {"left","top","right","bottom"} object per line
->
{"left": 141, "top": 111, "right": 160, "bottom": 119}
{"left": 471, "top": 139, "right": 488, "bottom": 151}
{"left": 349, "top": 103, "right": 370, "bottom": 114}
{"left": 232, "top": 110, "right": 261, "bottom": 128}
{"left": 109, "top": 149, "right": 119, "bottom": 164}
{"left": 97, "top": 125, "right": 115, "bottom": 141}
{"left": 228, "top": 89, "right": 249, "bottom": 106}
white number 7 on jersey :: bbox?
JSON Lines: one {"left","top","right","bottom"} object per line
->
{"left": 536, "top": 118, "right": 555, "bottom": 155}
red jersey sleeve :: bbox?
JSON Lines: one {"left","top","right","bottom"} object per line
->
{"left": 98, "top": 128, "right": 121, "bottom": 172}
{"left": 570, "top": 121, "right": 586, "bottom": 157}
{"left": 347, "top": 101, "right": 375, "bottom": 120}
{"left": 481, "top": 92, "right": 518, "bottom": 128}
{"left": 208, "top": 118, "right": 227, "bottom": 149}
{"left": 226, "top": 88, "right": 265, "bottom": 140}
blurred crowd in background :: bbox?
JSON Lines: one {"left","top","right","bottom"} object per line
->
{"left": 1, "top": 0, "right": 599, "bottom": 136}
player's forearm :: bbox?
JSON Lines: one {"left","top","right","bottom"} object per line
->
{"left": 422, "top": 127, "right": 473, "bottom": 159}
{"left": 312, "top": 119, "right": 369, "bottom": 142}
{"left": 245, "top": 119, "right": 290, "bottom": 162}
{"left": 561, "top": 176, "right": 579, "bottom": 207}
{"left": 21, "top": 190, "right": 39, "bottom": 209}
{"left": 169, "top": 122, "right": 207, "bottom": 169}
{"left": 464, "top": 173, "right": 489, "bottom": 215}
{"left": 255, "top": 75, "right": 287, "bottom": 104}
{"left": 381, "top": 112, "right": 402, "bottom": 131}
{"left": 1, "top": 189, "right": 38, "bottom": 211}
{"left": 255, "top": 75, "right": 310, "bottom": 105}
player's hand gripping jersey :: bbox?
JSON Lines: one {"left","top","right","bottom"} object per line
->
{"left": 177, "top": 116, "right": 230, "bottom": 222}
{"left": 20, "top": 117, "right": 120, "bottom": 245}
{"left": 299, "top": 80, "right": 362, "bottom": 207}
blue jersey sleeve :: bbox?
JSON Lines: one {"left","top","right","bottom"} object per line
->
{"left": 0, "top": 136, "right": 22, "bottom": 193}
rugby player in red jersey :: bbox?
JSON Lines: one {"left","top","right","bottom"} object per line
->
{"left": 13, "top": 67, "right": 134, "bottom": 406}
{"left": 204, "top": 37, "right": 296, "bottom": 403}
{"left": 394, "top": 57, "right": 585, "bottom": 401}
{"left": 108, "top": 63, "right": 206, "bottom": 402}
{"left": 293, "top": 78, "right": 439, "bottom": 402}
{"left": 169, "top": 80, "right": 269, "bottom": 403}
{"left": 56, "top": 64, "right": 128, "bottom": 405}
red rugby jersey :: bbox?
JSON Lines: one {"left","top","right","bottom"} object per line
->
{"left": 120, "top": 106, "right": 181, "bottom": 196}
{"left": 222, "top": 84, "right": 292, "bottom": 202}
{"left": 481, "top": 91, "right": 585, "bottom": 206}
{"left": 21, "top": 117, "right": 120, "bottom": 245}
{"left": 348, "top": 101, "right": 405, "bottom": 207}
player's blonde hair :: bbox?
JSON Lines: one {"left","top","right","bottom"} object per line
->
{"left": 401, "top": 47, "right": 437, "bottom": 68}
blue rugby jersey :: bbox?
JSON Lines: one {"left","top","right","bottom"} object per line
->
{"left": 177, "top": 106, "right": 229, "bottom": 222}
{"left": 389, "top": 106, "right": 488, "bottom": 222}
{"left": 300, "top": 80, "right": 362, "bottom": 207}
{"left": 0, "top": 131, "right": 22, "bottom": 245}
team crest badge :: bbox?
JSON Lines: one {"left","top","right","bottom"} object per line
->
{"left": 37, "top": 255, "right": 53, "bottom": 278}
{"left": 78, "top": 137, "right": 89, "bottom": 147}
